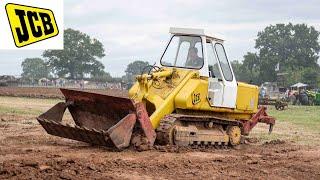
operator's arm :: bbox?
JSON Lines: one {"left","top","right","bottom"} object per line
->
{"left": 194, "top": 57, "right": 203, "bottom": 68}
{"left": 185, "top": 58, "right": 192, "bottom": 67}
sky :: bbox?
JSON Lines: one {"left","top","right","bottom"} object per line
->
{"left": 0, "top": 0, "right": 320, "bottom": 77}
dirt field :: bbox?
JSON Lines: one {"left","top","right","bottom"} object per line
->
{"left": 0, "top": 87, "right": 320, "bottom": 179}
{"left": 0, "top": 87, "right": 128, "bottom": 99}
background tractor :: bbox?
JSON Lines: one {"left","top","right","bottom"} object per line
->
{"left": 37, "top": 28, "right": 275, "bottom": 150}
{"left": 288, "top": 83, "right": 320, "bottom": 106}
{"left": 258, "top": 82, "right": 288, "bottom": 110}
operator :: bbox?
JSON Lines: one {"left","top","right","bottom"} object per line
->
{"left": 185, "top": 47, "right": 203, "bottom": 68}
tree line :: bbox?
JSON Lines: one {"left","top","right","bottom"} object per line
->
{"left": 232, "top": 23, "right": 320, "bottom": 88}
{"left": 22, "top": 23, "right": 320, "bottom": 88}
{"left": 21, "top": 29, "right": 112, "bottom": 82}
{"left": 21, "top": 28, "right": 148, "bottom": 84}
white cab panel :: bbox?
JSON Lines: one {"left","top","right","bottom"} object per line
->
{"left": 208, "top": 78, "right": 224, "bottom": 107}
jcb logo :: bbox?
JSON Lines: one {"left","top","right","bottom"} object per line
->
{"left": 5, "top": 3, "right": 59, "bottom": 48}
{"left": 192, "top": 93, "right": 201, "bottom": 105}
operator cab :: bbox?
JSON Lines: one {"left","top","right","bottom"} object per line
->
{"left": 160, "top": 27, "right": 237, "bottom": 108}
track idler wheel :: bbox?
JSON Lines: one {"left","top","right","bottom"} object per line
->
{"left": 155, "top": 116, "right": 176, "bottom": 145}
{"left": 227, "top": 126, "right": 241, "bottom": 146}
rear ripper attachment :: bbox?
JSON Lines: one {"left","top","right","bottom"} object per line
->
{"left": 37, "top": 89, "right": 156, "bottom": 150}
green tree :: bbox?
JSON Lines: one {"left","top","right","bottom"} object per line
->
{"left": 231, "top": 60, "right": 242, "bottom": 79}
{"left": 125, "top": 61, "right": 150, "bottom": 76}
{"left": 43, "top": 28, "right": 105, "bottom": 79}
{"left": 242, "top": 52, "right": 261, "bottom": 84}
{"left": 123, "top": 60, "right": 150, "bottom": 84}
{"left": 21, "top": 58, "right": 49, "bottom": 81}
{"left": 91, "top": 71, "right": 112, "bottom": 82}
{"left": 255, "top": 23, "right": 320, "bottom": 82}
{"left": 231, "top": 53, "right": 261, "bottom": 85}
{"left": 301, "top": 67, "right": 320, "bottom": 88}
{"left": 231, "top": 60, "right": 250, "bottom": 82}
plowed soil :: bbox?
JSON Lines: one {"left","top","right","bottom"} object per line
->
{"left": 0, "top": 87, "right": 320, "bottom": 179}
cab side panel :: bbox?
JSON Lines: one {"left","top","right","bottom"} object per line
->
{"left": 175, "top": 78, "right": 258, "bottom": 114}
{"left": 236, "top": 82, "right": 259, "bottom": 112}
{"left": 175, "top": 78, "right": 209, "bottom": 110}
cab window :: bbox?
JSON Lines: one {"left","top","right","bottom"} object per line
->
{"left": 206, "top": 41, "right": 222, "bottom": 79}
{"left": 215, "top": 43, "right": 233, "bottom": 81}
{"left": 161, "top": 35, "right": 203, "bottom": 69}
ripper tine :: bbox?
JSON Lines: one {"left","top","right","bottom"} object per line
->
{"left": 269, "top": 124, "right": 274, "bottom": 134}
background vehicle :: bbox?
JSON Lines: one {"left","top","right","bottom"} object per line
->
{"left": 259, "top": 82, "right": 288, "bottom": 110}
{"left": 288, "top": 83, "right": 319, "bottom": 106}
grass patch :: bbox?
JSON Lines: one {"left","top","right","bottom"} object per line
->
{"left": 0, "top": 96, "right": 61, "bottom": 116}
{"left": 0, "top": 105, "right": 43, "bottom": 116}
{"left": 251, "top": 105, "right": 320, "bottom": 146}
{"left": 0, "top": 96, "right": 61, "bottom": 105}
{"left": 268, "top": 105, "right": 320, "bottom": 132}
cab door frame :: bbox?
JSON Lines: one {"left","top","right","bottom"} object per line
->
{"left": 205, "top": 39, "right": 237, "bottom": 108}
{"left": 214, "top": 42, "right": 237, "bottom": 108}
{"left": 205, "top": 39, "right": 224, "bottom": 107}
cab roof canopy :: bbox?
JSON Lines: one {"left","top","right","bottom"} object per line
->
{"left": 169, "top": 27, "right": 224, "bottom": 42}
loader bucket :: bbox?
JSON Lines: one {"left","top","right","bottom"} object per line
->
{"left": 37, "top": 89, "right": 156, "bottom": 150}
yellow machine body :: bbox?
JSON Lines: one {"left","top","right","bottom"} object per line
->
{"left": 37, "top": 27, "right": 275, "bottom": 149}
{"left": 129, "top": 68, "right": 259, "bottom": 129}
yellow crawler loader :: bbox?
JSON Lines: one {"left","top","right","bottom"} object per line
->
{"left": 37, "top": 27, "right": 275, "bottom": 149}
